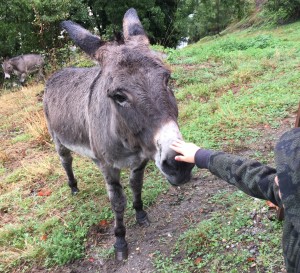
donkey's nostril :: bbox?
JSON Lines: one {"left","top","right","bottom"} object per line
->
{"left": 162, "top": 158, "right": 178, "bottom": 174}
{"left": 163, "top": 159, "right": 175, "bottom": 168}
{"left": 162, "top": 159, "right": 170, "bottom": 169}
{"left": 160, "top": 156, "right": 194, "bottom": 186}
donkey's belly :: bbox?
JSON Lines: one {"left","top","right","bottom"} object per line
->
{"left": 64, "top": 142, "right": 96, "bottom": 159}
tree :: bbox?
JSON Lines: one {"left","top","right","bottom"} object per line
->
{"left": 30, "top": 0, "right": 90, "bottom": 52}
{"left": 175, "top": 0, "right": 255, "bottom": 44}
{"left": 82, "top": 0, "right": 180, "bottom": 47}
{"left": 264, "top": 0, "right": 300, "bottom": 23}
{"left": 0, "top": 0, "right": 35, "bottom": 56}
{"left": 0, "top": 0, "right": 90, "bottom": 58}
{"left": 0, "top": 0, "right": 181, "bottom": 61}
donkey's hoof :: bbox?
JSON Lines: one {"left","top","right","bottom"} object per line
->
{"left": 71, "top": 187, "right": 79, "bottom": 195}
{"left": 137, "top": 214, "right": 150, "bottom": 227}
{"left": 115, "top": 246, "right": 128, "bottom": 261}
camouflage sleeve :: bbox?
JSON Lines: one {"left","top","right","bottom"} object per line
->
{"left": 205, "top": 152, "right": 281, "bottom": 206}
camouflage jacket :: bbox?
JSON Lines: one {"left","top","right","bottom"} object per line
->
{"left": 195, "top": 128, "right": 300, "bottom": 273}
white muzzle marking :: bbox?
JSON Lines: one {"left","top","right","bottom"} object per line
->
{"left": 153, "top": 120, "right": 182, "bottom": 173}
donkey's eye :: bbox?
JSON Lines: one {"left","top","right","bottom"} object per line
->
{"left": 112, "top": 93, "right": 127, "bottom": 105}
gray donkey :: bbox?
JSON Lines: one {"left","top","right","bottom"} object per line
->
{"left": 43, "top": 8, "right": 194, "bottom": 260}
{"left": 2, "top": 54, "right": 44, "bottom": 84}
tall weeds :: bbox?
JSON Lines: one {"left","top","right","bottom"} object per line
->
{"left": 24, "top": 109, "right": 51, "bottom": 146}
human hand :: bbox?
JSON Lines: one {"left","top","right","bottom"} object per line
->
{"left": 170, "top": 139, "right": 200, "bottom": 163}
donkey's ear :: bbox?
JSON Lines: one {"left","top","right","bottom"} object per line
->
{"left": 123, "top": 8, "right": 149, "bottom": 46}
{"left": 60, "top": 21, "right": 104, "bottom": 57}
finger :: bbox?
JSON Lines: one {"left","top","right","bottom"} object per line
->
{"left": 170, "top": 145, "right": 185, "bottom": 155}
{"left": 174, "top": 155, "right": 184, "bottom": 161}
{"left": 170, "top": 142, "right": 181, "bottom": 149}
{"left": 172, "top": 139, "right": 184, "bottom": 146}
{"left": 171, "top": 140, "right": 185, "bottom": 150}
{"left": 170, "top": 147, "right": 182, "bottom": 154}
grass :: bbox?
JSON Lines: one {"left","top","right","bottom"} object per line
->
{"left": 0, "top": 19, "right": 300, "bottom": 272}
{"left": 153, "top": 191, "right": 283, "bottom": 273}
{"left": 170, "top": 22, "right": 300, "bottom": 149}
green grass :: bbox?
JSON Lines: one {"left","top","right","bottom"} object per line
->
{"left": 11, "top": 133, "right": 32, "bottom": 143}
{"left": 1, "top": 19, "right": 300, "bottom": 272}
{"left": 170, "top": 22, "right": 300, "bottom": 149}
{"left": 153, "top": 191, "right": 283, "bottom": 273}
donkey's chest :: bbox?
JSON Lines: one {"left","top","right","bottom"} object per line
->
{"left": 96, "top": 141, "right": 146, "bottom": 169}
{"left": 111, "top": 152, "right": 145, "bottom": 169}
{"left": 63, "top": 139, "right": 143, "bottom": 170}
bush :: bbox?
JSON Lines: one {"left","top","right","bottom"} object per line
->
{"left": 263, "top": 0, "right": 300, "bottom": 24}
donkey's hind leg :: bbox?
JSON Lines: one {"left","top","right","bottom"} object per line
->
{"left": 54, "top": 138, "right": 79, "bottom": 194}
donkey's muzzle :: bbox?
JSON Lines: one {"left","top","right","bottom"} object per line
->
{"left": 162, "top": 158, "right": 194, "bottom": 186}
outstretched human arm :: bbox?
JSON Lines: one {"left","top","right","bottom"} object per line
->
{"left": 170, "top": 140, "right": 281, "bottom": 207}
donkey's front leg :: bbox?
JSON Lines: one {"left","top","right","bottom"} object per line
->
{"left": 96, "top": 162, "right": 128, "bottom": 261}
{"left": 19, "top": 73, "right": 27, "bottom": 85}
{"left": 130, "top": 161, "right": 150, "bottom": 227}
{"left": 38, "top": 66, "right": 45, "bottom": 82}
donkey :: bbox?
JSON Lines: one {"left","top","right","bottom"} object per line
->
{"left": 2, "top": 54, "right": 44, "bottom": 84}
{"left": 43, "top": 8, "right": 194, "bottom": 260}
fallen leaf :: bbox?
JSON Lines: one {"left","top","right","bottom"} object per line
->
{"left": 37, "top": 189, "right": 52, "bottom": 196}
{"left": 148, "top": 253, "right": 155, "bottom": 258}
{"left": 99, "top": 219, "right": 108, "bottom": 227}
{"left": 89, "top": 257, "right": 95, "bottom": 262}
{"left": 40, "top": 234, "right": 47, "bottom": 241}
{"left": 247, "top": 257, "right": 256, "bottom": 262}
{"left": 194, "top": 257, "right": 203, "bottom": 265}
{"left": 266, "top": 201, "right": 277, "bottom": 209}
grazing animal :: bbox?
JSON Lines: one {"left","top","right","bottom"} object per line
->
{"left": 2, "top": 54, "right": 44, "bottom": 84}
{"left": 43, "top": 8, "right": 194, "bottom": 260}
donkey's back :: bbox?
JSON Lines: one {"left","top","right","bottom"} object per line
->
{"left": 44, "top": 66, "right": 102, "bottom": 159}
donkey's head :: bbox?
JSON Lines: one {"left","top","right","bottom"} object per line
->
{"left": 2, "top": 58, "right": 13, "bottom": 79}
{"left": 61, "top": 8, "right": 194, "bottom": 185}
